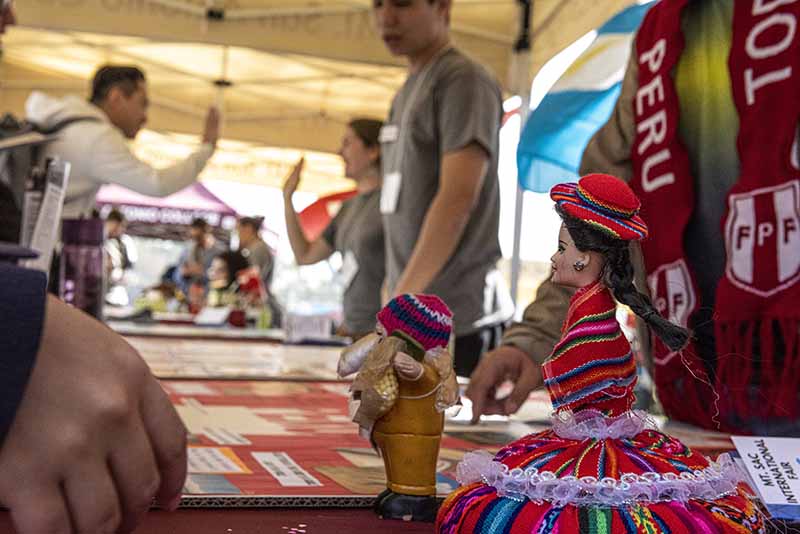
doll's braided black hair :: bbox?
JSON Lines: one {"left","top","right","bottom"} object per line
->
{"left": 556, "top": 205, "right": 690, "bottom": 352}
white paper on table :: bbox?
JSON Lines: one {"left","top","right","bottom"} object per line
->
{"left": 177, "top": 401, "right": 293, "bottom": 436}
{"left": 251, "top": 452, "right": 322, "bottom": 487}
{"left": 284, "top": 312, "right": 332, "bottom": 343}
{"left": 187, "top": 447, "right": 250, "bottom": 474}
{"left": 731, "top": 436, "right": 800, "bottom": 506}
{"left": 168, "top": 382, "right": 218, "bottom": 396}
{"left": 202, "top": 427, "right": 252, "bottom": 446}
{"left": 193, "top": 306, "right": 232, "bottom": 326}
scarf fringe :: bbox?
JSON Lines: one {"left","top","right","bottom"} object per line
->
{"left": 654, "top": 342, "right": 720, "bottom": 430}
{"left": 777, "top": 319, "right": 800, "bottom": 419}
{"left": 656, "top": 318, "right": 799, "bottom": 431}
{"left": 713, "top": 318, "right": 799, "bottom": 425}
{"left": 715, "top": 321, "right": 755, "bottom": 421}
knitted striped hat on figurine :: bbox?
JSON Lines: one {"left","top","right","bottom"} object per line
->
{"left": 377, "top": 294, "right": 453, "bottom": 352}
{"left": 550, "top": 173, "right": 648, "bottom": 241}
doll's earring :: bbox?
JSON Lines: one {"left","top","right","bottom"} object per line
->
{"left": 573, "top": 261, "right": 585, "bottom": 272}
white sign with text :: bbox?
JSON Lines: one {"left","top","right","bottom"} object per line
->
{"left": 732, "top": 436, "right": 800, "bottom": 510}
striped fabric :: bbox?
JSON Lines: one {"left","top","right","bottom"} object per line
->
{"left": 438, "top": 480, "right": 763, "bottom": 534}
{"left": 550, "top": 176, "right": 649, "bottom": 242}
{"left": 543, "top": 282, "right": 637, "bottom": 415}
{"left": 437, "top": 420, "right": 766, "bottom": 533}
{"left": 376, "top": 294, "right": 452, "bottom": 351}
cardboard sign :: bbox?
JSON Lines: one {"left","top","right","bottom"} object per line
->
{"left": 284, "top": 312, "right": 333, "bottom": 343}
{"left": 732, "top": 436, "right": 800, "bottom": 521}
{"left": 23, "top": 160, "right": 70, "bottom": 273}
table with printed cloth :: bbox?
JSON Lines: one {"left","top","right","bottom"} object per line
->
{"left": 1, "top": 331, "right": 794, "bottom": 533}
{"left": 1, "top": 374, "right": 771, "bottom": 534}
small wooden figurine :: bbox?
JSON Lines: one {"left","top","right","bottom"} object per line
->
{"left": 338, "top": 294, "right": 458, "bottom": 522}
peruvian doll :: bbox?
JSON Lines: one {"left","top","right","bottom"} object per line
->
{"left": 437, "top": 174, "right": 765, "bottom": 534}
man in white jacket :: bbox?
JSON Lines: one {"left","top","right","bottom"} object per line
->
{"left": 25, "top": 65, "right": 219, "bottom": 219}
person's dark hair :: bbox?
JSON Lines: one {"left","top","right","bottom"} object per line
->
{"left": 106, "top": 208, "right": 125, "bottom": 224}
{"left": 190, "top": 217, "right": 209, "bottom": 231}
{"left": 556, "top": 205, "right": 690, "bottom": 352}
{"left": 348, "top": 118, "right": 383, "bottom": 166}
{"left": 216, "top": 250, "right": 250, "bottom": 288}
{"left": 238, "top": 216, "right": 263, "bottom": 232}
{"left": 90, "top": 65, "right": 146, "bottom": 105}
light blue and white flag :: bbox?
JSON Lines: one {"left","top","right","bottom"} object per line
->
{"left": 516, "top": 1, "right": 655, "bottom": 193}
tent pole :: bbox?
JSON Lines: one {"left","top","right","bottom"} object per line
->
{"left": 510, "top": 152, "right": 525, "bottom": 305}
{"left": 509, "top": 0, "right": 532, "bottom": 306}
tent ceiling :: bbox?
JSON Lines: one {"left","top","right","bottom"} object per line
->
{"left": 0, "top": 27, "right": 403, "bottom": 154}
{"left": 131, "top": 130, "right": 351, "bottom": 194}
{"left": 17, "top": 1, "right": 634, "bottom": 90}
{"left": 2, "top": 1, "right": 633, "bottom": 190}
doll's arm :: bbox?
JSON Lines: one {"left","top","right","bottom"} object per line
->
{"left": 394, "top": 352, "right": 424, "bottom": 381}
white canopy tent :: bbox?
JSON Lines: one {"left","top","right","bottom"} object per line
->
{"left": 6, "top": 1, "right": 632, "bottom": 162}
{"left": 2, "top": 1, "right": 634, "bottom": 304}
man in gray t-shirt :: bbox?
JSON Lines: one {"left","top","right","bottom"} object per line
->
{"left": 374, "top": 0, "right": 502, "bottom": 379}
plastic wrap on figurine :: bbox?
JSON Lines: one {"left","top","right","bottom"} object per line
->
{"left": 436, "top": 174, "right": 766, "bottom": 534}
{"left": 338, "top": 294, "right": 459, "bottom": 522}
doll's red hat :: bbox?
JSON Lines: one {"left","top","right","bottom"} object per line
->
{"left": 377, "top": 294, "right": 452, "bottom": 352}
{"left": 550, "top": 173, "right": 648, "bottom": 241}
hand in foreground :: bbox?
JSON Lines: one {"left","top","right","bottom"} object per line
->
{"left": 202, "top": 106, "right": 220, "bottom": 147}
{"left": 282, "top": 157, "right": 305, "bottom": 201}
{"left": 465, "top": 345, "right": 542, "bottom": 424}
{"left": 0, "top": 296, "right": 187, "bottom": 534}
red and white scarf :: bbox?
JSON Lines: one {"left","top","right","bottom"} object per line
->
{"left": 631, "top": 0, "right": 800, "bottom": 430}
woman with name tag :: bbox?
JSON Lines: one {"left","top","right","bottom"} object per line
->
{"left": 283, "top": 119, "right": 385, "bottom": 339}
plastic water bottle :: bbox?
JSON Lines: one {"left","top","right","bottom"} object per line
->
{"left": 60, "top": 218, "right": 104, "bottom": 319}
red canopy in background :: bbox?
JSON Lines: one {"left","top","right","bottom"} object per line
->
{"left": 297, "top": 189, "right": 357, "bottom": 241}
{"left": 96, "top": 182, "right": 238, "bottom": 241}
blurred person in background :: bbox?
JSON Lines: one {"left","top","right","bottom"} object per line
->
{"left": 26, "top": 65, "right": 219, "bottom": 219}
{"left": 372, "top": 0, "right": 504, "bottom": 377}
{"left": 104, "top": 208, "right": 137, "bottom": 306}
{"left": 236, "top": 216, "right": 274, "bottom": 291}
{"left": 283, "top": 119, "right": 384, "bottom": 339}
{"left": 206, "top": 249, "right": 251, "bottom": 308}
{"left": 173, "top": 217, "right": 225, "bottom": 295}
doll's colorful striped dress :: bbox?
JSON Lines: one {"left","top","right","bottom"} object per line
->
{"left": 437, "top": 282, "right": 764, "bottom": 534}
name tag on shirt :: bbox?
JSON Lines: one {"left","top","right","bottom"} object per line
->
{"left": 380, "top": 171, "right": 402, "bottom": 214}
{"left": 379, "top": 124, "right": 399, "bottom": 143}
{"left": 340, "top": 250, "right": 359, "bottom": 289}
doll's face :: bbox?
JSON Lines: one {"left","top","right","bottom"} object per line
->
{"left": 551, "top": 224, "right": 592, "bottom": 288}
